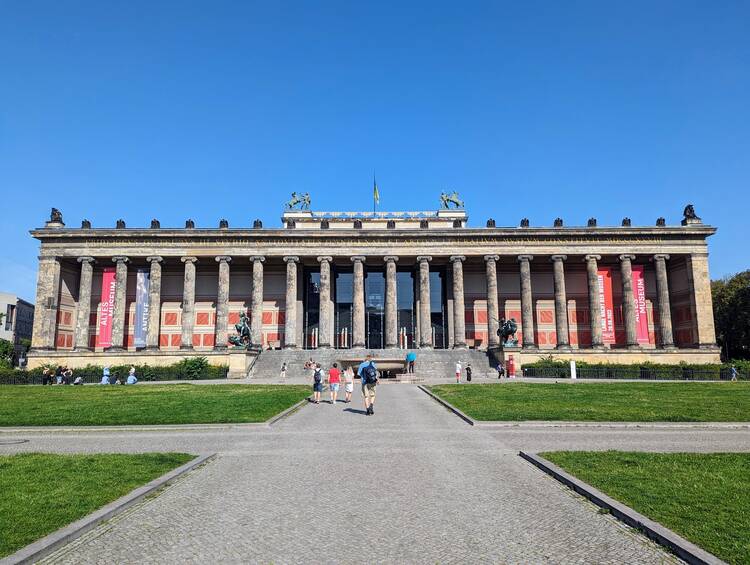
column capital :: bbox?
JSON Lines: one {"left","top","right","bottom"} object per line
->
{"left": 249, "top": 255, "right": 265, "bottom": 263}
{"left": 77, "top": 256, "right": 95, "bottom": 264}
{"left": 215, "top": 255, "right": 232, "bottom": 263}
{"left": 383, "top": 255, "right": 399, "bottom": 263}
{"left": 112, "top": 256, "right": 129, "bottom": 264}
{"left": 449, "top": 255, "right": 466, "bottom": 263}
{"left": 417, "top": 255, "right": 432, "bottom": 263}
{"left": 146, "top": 256, "right": 163, "bottom": 263}
{"left": 517, "top": 254, "right": 533, "bottom": 262}
{"left": 350, "top": 255, "right": 366, "bottom": 263}
{"left": 550, "top": 255, "right": 567, "bottom": 262}
{"left": 283, "top": 256, "right": 299, "bottom": 263}
{"left": 181, "top": 256, "right": 198, "bottom": 264}
{"left": 584, "top": 254, "right": 601, "bottom": 262}
{"left": 484, "top": 254, "right": 499, "bottom": 262}
{"left": 619, "top": 254, "right": 636, "bottom": 262}
{"left": 653, "top": 253, "right": 670, "bottom": 261}
{"left": 317, "top": 256, "right": 332, "bottom": 263}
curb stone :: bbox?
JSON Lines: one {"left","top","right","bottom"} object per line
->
{"left": 519, "top": 451, "right": 727, "bottom": 565}
{"left": 266, "top": 396, "right": 312, "bottom": 425}
{"left": 0, "top": 453, "right": 216, "bottom": 565}
{"left": 417, "top": 385, "right": 474, "bottom": 425}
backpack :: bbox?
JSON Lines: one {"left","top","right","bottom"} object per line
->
{"left": 313, "top": 369, "right": 322, "bottom": 384}
{"left": 362, "top": 362, "right": 378, "bottom": 384}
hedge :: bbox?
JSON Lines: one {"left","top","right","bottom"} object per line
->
{"left": 521, "top": 357, "right": 748, "bottom": 380}
{"left": 0, "top": 357, "right": 228, "bottom": 385}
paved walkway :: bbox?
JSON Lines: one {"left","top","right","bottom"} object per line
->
{"left": 2, "top": 386, "right": 706, "bottom": 563}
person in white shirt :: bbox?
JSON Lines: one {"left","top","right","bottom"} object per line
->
{"left": 455, "top": 361, "right": 462, "bottom": 383}
{"left": 343, "top": 366, "right": 355, "bottom": 403}
{"left": 126, "top": 367, "right": 138, "bottom": 385}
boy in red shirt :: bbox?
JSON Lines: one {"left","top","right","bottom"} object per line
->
{"left": 328, "top": 363, "right": 341, "bottom": 404}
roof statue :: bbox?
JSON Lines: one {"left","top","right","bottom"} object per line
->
{"left": 285, "top": 192, "right": 311, "bottom": 210}
{"left": 440, "top": 191, "right": 464, "bottom": 209}
{"left": 50, "top": 208, "right": 63, "bottom": 223}
{"left": 683, "top": 204, "right": 700, "bottom": 221}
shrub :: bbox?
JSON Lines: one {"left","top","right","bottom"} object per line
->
{"left": 0, "top": 357, "right": 228, "bottom": 385}
{"left": 520, "top": 359, "right": 737, "bottom": 380}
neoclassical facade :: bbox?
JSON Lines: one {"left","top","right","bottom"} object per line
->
{"left": 27, "top": 206, "right": 720, "bottom": 369}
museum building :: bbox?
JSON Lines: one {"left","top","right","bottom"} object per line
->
{"left": 27, "top": 203, "right": 720, "bottom": 373}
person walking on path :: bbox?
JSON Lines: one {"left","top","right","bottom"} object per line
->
{"left": 455, "top": 361, "right": 462, "bottom": 383}
{"left": 730, "top": 365, "right": 738, "bottom": 382}
{"left": 280, "top": 362, "right": 287, "bottom": 381}
{"left": 466, "top": 363, "right": 472, "bottom": 382}
{"left": 312, "top": 363, "right": 324, "bottom": 404}
{"left": 357, "top": 354, "right": 378, "bottom": 415}
{"left": 328, "top": 363, "right": 341, "bottom": 404}
{"left": 343, "top": 365, "right": 355, "bottom": 403}
{"left": 406, "top": 351, "right": 417, "bottom": 374}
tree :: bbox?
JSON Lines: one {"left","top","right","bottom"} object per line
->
{"left": 712, "top": 270, "right": 750, "bottom": 360}
{"left": 0, "top": 338, "right": 14, "bottom": 369}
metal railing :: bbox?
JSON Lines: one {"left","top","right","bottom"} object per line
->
{"left": 521, "top": 366, "right": 748, "bottom": 381}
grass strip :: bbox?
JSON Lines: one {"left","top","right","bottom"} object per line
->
{"left": 0, "top": 452, "right": 194, "bottom": 558}
{"left": 429, "top": 382, "right": 750, "bottom": 421}
{"left": 0, "top": 384, "right": 310, "bottom": 426}
{"left": 541, "top": 451, "right": 750, "bottom": 565}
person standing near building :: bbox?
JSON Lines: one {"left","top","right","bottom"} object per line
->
{"left": 280, "top": 362, "right": 287, "bottom": 381}
{"left": 328, "top": 362, "right": 341, "bottom": 404}
{"left": 357, "top": 355, "right": 378, "bottom": 415}
{"left": 343, "top": 365, "right": 355, "bottom": 403}
{"left": 406, "top": 351, "right": 417, "bottom": 374}
{"left": 466, "top": 363, "right": 472, "bottom": 382}
{"left": 455, "top": 361, "right": 462, "bottom": 383}
{"left": 312, "top": 363, "right": 324, "bottom": 404}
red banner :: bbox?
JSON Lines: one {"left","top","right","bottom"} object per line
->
{"left": 631, "top": 264, "right": 649, "bottom": 343}
{"left": 98, "top": 267, "right": 116, "bottom": 348}
{"left": 597, "top": 267, "right": 615, "bottom": 344}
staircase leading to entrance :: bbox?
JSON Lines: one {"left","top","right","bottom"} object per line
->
{"left": 249, "top": 348, "right": 499, "bottom": 381}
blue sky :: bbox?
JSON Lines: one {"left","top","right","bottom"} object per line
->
{"left": 1, "top": 1, "right": 748, "bottom": 301}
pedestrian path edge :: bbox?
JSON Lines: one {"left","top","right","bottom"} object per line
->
{"left": 0, "top": 453, "right": 216, "bottom": 565}
{"left": 417, "top": 385, "right": 475, "bottom": 425}
{"left": 518, "top": 451, "right": 727, "bottom": 565}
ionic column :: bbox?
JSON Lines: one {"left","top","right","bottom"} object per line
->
{"left": 484, "top": 255, "right": 500, "bottom": 348}
{"left": 585, "top": 254, "right": 604, "bottom": 348}
{"left": 619, "top": 254, "right": 639, "bottom": 349}
{"left": 351, "top": 256, "right": 366, "bottom": 348}
{"left": 317, "top": 256, "right": 332, "bottom": 348}
{"left": 214, "top": 256, "right": 231, "bottom": 350}
{"left": 283, "top": 256, "right": 299, "bottom": 348}
{"left": 518, "top": 255, "right": 535, "bottom": 348}
{"left": 418, "top": 256, "right": 433, "bottom": 348}
{"left": 653, "top": 254, "right": 675, "bottom": 348}
{"left": 145, "top": 257, "right": 163, "bottom": 350}
{"left": 551, "top": 255, "right": 570, "bottom": 348}
{"left": 31, "top": 256, "right": 62, "bottom": 350}
{"left": 73, "top": 257, "right": 95, "bottom": 350}
{"left": 250, "top": 256, "right": 265, "bottom": 348}
{"left": 384, "top": 256, "right": 399, "bottom": 348}
{"left": 180, "top": 257, "right": 198, "bottom": 350}
{"left": 450, "top": 256, "right": 467, "bottom": 349}
{"left": 108, "top": 256, "right": 129, "bottom": 351}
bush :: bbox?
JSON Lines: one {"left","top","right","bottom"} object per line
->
{"left": 520, "top": 359, "right": 737, "bottom": 380}
{"left": 0, "top": 357, "right": 228, "bottom": 385}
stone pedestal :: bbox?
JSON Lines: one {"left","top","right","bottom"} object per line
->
{"left": 228, "top": 351, "right": 256, "bottom": 379}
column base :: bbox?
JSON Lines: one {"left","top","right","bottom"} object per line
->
{"left": 317, "top": 344, "right": 332, "bottom": 350}
{"left": 283, "top": 344, "right": 298, "bottom": 350}
{"left": 626, "top": 344, "right": 641, "bottom": 350}
{"left": 214, "top": 345, "right": 228, "bottom": 351}
{"left": 659, "top": 344, "right": 677, "bottom": 351}
{"left": 385, "top": 344, "right": 398, "bottom": 349}
{"left": 590, "top": 344, "right": 607, "bottom": 350}
{"left": 419, "top": 344, "right": 433, "bottom": 350}
{"left": 698, "top": 343, "right": 720, "bottom": 350}
{"left": 72, "top": 347, "right": 91, "bottom": 352}
{"left": 352, "top": 342, "right": 365, "bottom": 348}
{"left": 555, "top": 345, "right": 572, "bottom": 350}
{"left": 179, "top": 345, "right": 194, "bottom": 351}
{"left": 145, "top": 346, "right": 160, "bottom": 351}
{"left": 105, "top": 347, "right": 125, "bottom": 353}
{"left": 453, "top": 343, "right": 468, "bottom": 350}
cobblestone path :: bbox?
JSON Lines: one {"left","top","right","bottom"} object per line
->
{"left": 34, "top": 385, "right": 676, "bottom": 564}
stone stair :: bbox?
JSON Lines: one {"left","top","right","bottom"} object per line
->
{"left": 249, "top": 348, "right": 499, "bottom": 381}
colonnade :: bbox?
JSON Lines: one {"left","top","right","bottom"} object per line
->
{"left": 33, "top": 252, "right": 685, "bottom": 352}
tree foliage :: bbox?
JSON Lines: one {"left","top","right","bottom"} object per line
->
{"left": 0, "top": 339, "right": 14, "bottom": 369}
{"left": 712, "top": 270, "right": 750, "bottom": 360}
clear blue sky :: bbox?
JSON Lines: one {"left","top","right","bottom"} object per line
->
{"left": 1, "top": 1, "right": 748, "bottom": 301}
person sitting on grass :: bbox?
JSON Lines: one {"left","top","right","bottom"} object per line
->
{"left": 126, "top": 367, "right": 138, "bottom": 385}
{"left": 73, "top": 374, "right": 84, "bottom": 385}
{"left": 100, "top": 366, "right": 111, "bottom": 385}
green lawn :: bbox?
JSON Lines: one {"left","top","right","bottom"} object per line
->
{"left": 541, "top": 451, "right": 750, "bottom": 564}
{"left": 429, "top": 382, "right": 750, "bottom": 421}
{"left": 0, "top": 452, "right": 194, "bottom": 558}
{"left": 0, "top": 384, "right": 310, "bottom": 426}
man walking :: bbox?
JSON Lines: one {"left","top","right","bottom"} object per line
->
{"left": 406, "top": 351, "right": 417, "bottom": 374}
{"left": 357, "top": 354, "right": 378, "bottom": 415}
